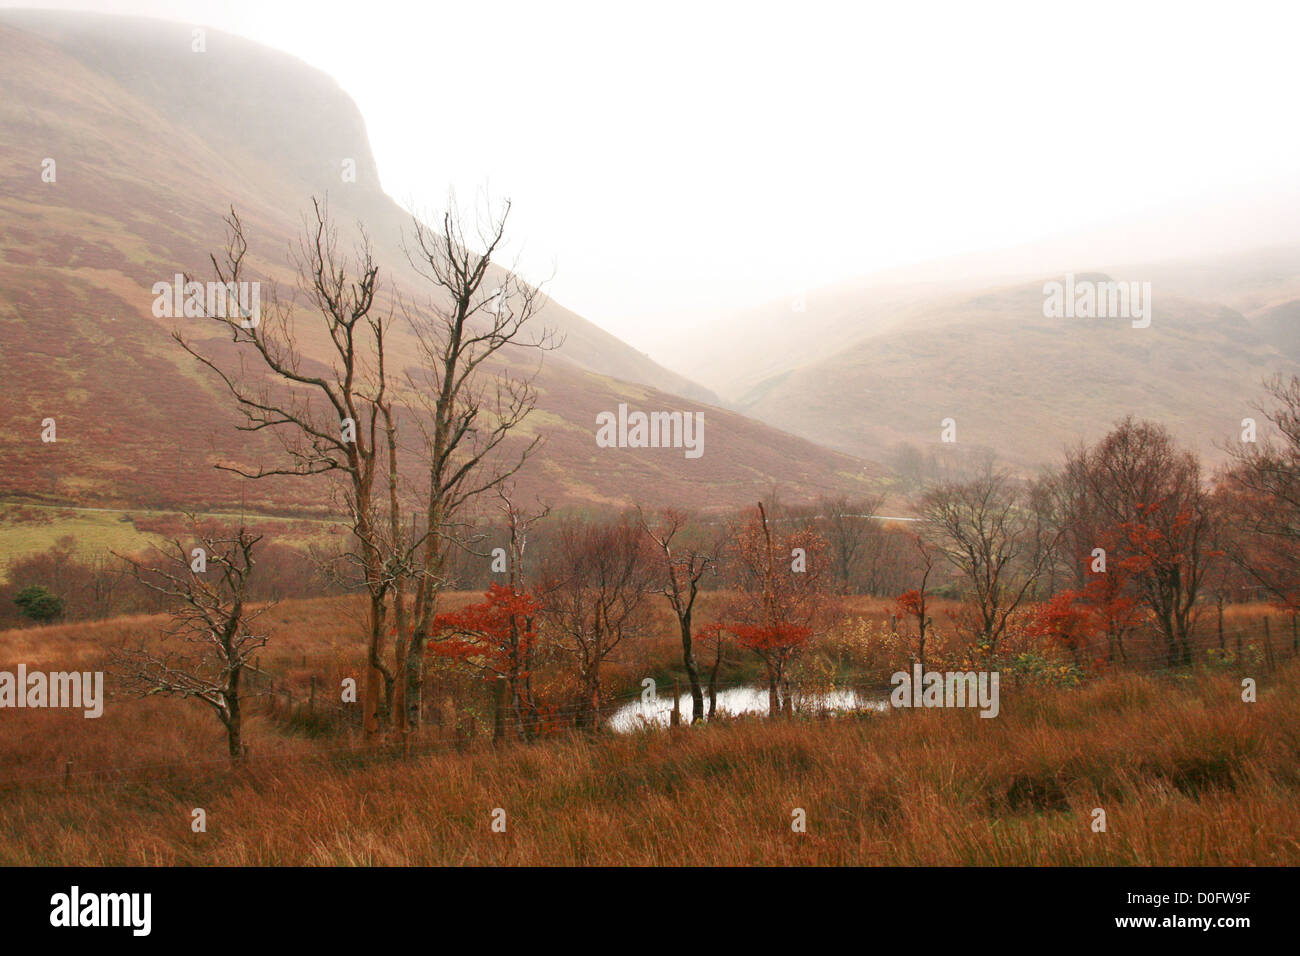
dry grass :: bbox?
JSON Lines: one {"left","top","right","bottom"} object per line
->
{"left": 0, "top": 650, "right": 1294, "bottom": 865}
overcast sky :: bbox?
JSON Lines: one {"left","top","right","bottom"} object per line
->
{"left": 9, "top": 0, "right": 1300, "bottom": 354}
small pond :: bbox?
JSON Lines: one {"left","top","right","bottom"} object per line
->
{"left": 608, "top": 685, "right": 889, "bottom": 732}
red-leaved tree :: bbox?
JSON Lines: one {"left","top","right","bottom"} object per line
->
{"left": 894, "top": 530, "right": 937, "bottom": 669}
{"left": 713, "top": 503, "right": 827, "bottom": 717}
{"left": 429, "top": 583, "right": 542, "bottom": 739}
{"left": 1025, "top": 589, "right": 1092, "bottom": 666}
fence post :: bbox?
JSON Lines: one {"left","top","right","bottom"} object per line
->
{"left": 64, "top": 760, "right": 71, "bottom": 788}
{"left": 670, "top": 681, "right": 681, "bottom": 728}
{"left": 309, "top": 676, "right": 317, "bottom": 713}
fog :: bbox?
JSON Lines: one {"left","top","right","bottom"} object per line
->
{"left": 9, "top": 0, "right": 1300, "bottom": 359}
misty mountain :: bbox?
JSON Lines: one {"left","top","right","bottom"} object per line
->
{"left": 667, "top": 228, "right": 1300, "bottom": 470}
{"left": 0, "top": 10, "right": 879, "bottom": 513}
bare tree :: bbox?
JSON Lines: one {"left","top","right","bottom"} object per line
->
{"left": 399, "top": 196, "right": 559, "bottom": 733}
{"left": 1025, "top": 463, "right": 1084, "bottom": 596}
{"left": 640, "top": 507, "right": 719, "bottom": 723}
{"left": 1222, "top": 375, "right": 1300, "bottom": 613}
{"left": 176, "top": 201, "right": 409, "bottom": 738}
{"left": 179, "top": 196, "right": 556, "bottom": 740}
{"left": 1226, "top": 376, "right": 1300, "bottom": 527}
{"left": 539, "top": 518, "right": 654, "bottom": 730}
{"left": 918, "top": 464, "right": 1056, "bottom": 656}
{"left": 697, "top": 624, "right": 730, "bottom": 721}
{"left": 113, "top": 526, "right": 268, "bottom": 760}
{"left": 816, "top": 494, "right": 887, "bottom": 594}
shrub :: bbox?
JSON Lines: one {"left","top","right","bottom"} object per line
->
{"left": 13, "top": 585, "right": 63, "bottom": 623}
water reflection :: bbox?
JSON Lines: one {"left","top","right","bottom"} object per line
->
{"left": 608, "top": 685, "right": 888, "bottom": 732}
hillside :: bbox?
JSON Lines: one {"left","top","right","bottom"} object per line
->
{"left": 0, "top": 11, "right": 879, "bottom": 515}
{"left": 671, "top": 241, "right": 1300, "bottom": 469}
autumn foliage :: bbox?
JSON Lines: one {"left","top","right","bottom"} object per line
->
{"left": 429, "top": 583, "right": 543, "bottom": 737}
{"left": 430, "top": 584, "right": 539, "bottom": 672}
{"left": 707, "top": 504, "right": 828, "bottom": 716}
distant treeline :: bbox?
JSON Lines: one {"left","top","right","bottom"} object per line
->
{"left": 0, "top": 496, "right": 946, "bottom": 630}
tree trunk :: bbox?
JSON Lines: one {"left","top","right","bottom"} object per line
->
{"left": 1159, "top": 607, "right": 1179, "bottom": 668}
{"left": 364, "top": 594, "right": 390, "bottom": 737}
{"left": 579, "top": 672, "right": 602, "bottom": 731}
{"left": 679, "top": 616, "right": 704, "bottom": 724}
{"left": 707, "top": 638, "right": 723, "bottom": 721}
{"left": 405, "top": 522, "right": 447, "bottom": 733}
{"left": 226, "top": 715, "right": 242, "bottom": 761}
{"left": 403, "top": 633, "right": 426, "bottom": 732}
{"left": 225, "top": 673, "right": 243, "bottom": 761}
